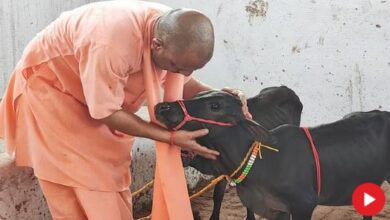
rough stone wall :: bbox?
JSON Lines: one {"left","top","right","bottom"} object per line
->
{"left": 0, "top": 151, "right": 50, "bottom": 220}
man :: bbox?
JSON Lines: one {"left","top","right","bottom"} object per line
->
{"left": 0, "top": 1, "right": 248, "bottom": 219}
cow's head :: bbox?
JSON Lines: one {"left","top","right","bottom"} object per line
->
{"left": 155, "top": 90, "right": 275, "bottom": 174}
{"left": 155, "top": 90, "right": 245, "bottom": 131}
{"left": 155, "top": 90, "right": 275, "bottom": 140}
{"left": 247, "top": 86, "right": 303, "bottom": 129}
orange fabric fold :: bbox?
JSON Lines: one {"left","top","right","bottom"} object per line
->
{"left": 143, "top": 25, "right": 193, "bottom": 220}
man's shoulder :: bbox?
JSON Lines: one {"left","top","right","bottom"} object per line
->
{"left": 67, "top": 1, "right": 170, "bottom": 21}
{"left": 134, "top": 0, "right": 171, "bottom": 12}
{"left": 93, "top": 0, "right": 171, "bottom": 14}
{"left": 65, "top": 1, "right": 169, "bottom": 44}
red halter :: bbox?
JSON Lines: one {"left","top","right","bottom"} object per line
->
{"left": 302, "top": 127, "right": 321, "bottom": 196}
{"left": 172, "top": 100, "right": 234, "bottom": 131}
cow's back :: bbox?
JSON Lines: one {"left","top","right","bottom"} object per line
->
{"left": 310, "top": 110, "right": 390, "bottom": 205}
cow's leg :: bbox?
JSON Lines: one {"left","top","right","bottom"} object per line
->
{"left": 363, "top": 216, "right": 372, "bottom": 220}
{"left": 193, "top": 210, "right": 201, "bottom": 220}
{"left": 291, "top": 211, "right": 312, "bottom": 220}
{"left": 245, "top": 208, "right": 256, "bottom": 220}
{"left": 272, "top": 211, "right": 291, "bottom": 220}
{"left": 209, "top": 180, "right": 227, "bottom": 220}
{"left": 291, "top": 205, "right": 315, "bottom": 220}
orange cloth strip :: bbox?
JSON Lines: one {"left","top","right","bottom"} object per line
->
{"left": 143, "top": 23, "right": 193, "bottom": 220}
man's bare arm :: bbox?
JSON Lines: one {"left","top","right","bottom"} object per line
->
{"left": 98, "top": 110, "right": 219, "bottom": 159}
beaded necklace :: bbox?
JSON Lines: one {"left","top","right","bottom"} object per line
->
{"left": 229, "top": 141, "right": 279, "bottom": 186}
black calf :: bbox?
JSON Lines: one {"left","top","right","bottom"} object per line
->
{"left": 157, "top": 86, "right": 303, "bottom": 219}
{"left": 209, "top": 86, "right": 302, "bottom": 220}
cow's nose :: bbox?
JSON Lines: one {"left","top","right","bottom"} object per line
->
{"left": 157, "top": 103, "right": 171, "bottom": 113}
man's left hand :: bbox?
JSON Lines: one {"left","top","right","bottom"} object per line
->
{"left": 222, "top": 87, "right": 252, "bottom": 119}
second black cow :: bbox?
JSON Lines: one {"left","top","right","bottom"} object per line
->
{"left": 192, "top": 86, "right": 303, "bottom": 220}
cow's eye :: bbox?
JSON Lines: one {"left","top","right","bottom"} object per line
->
{"left": 209, "top": 102, "right": 220, "bottom": 111}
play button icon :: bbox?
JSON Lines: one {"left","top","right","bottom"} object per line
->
{"left": 352, "top": 183, "right": 385, "bottom": 216}
{"left": 364, "top": 192, "right": 375, "bottom": 207}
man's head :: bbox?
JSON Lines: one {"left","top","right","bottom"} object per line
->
{"left": 151, "top": 9, "right": 214, "bottom": 76}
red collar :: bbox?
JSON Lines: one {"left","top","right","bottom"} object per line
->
{"left": 172, "top": 100, "right": 234, "bottom": 130}
{"left": 302, "top": 127, "right": 321, "bottom": 196}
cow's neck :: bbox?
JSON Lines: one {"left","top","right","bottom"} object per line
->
{"left": 202, "top": 126, "right": 256, "bottom": 176}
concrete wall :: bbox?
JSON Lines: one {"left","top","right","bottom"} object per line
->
{"left": 0, "top": 149, "right": 51, "bottom": 220}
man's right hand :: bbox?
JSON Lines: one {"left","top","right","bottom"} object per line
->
{"left": 98, "top": 110, "right": 219, "bottom": 159}
{"left": 171, "top": 129, "right": 219, "bottom": 160}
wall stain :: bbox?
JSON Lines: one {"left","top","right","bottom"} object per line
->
{"left": 15, "top": 202, "right": 23, "bottom": 212}
{"left": 318, "top": 36, "right": 325, "bottom": 45}
{"left": 292, "top": 45, "right": 301, "bottom": 53}
{"left": 245, "top": 0, "right": 268, "bottom": 25}
{"left": 347, "top": 80, "right": 353, "bottom": 112}
{"left": 217, "top": 3, "right": 223, "bottom": 16}
{"left": 354, "top": 64, "right": 363, "bottom": 110}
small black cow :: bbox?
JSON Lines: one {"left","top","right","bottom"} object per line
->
{"left": 181, "top": 86, "right": 303, "bottom": 220}
{"left": 155, "top": 91, "right": 388, "bottom": 220}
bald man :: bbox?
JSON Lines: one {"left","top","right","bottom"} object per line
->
{"left": 0, "top": 1, "right": 248, "bottom": 219}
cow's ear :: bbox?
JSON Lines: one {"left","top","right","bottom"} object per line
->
{"left": 240, "top": 119, "right": 277, "bottom": 144}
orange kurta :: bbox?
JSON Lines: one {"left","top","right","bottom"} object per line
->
{"left": 0, "top": 1, "right": 173, "bottom": 191}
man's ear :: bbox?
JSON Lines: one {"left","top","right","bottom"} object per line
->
{"left": 151, "top": 38, "right": 163, "bottom": 50}
{"left": 239, "top": 119, "right": 277, "bottom": 144}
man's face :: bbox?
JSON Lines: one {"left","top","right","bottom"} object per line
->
{"left": 151, "top": 38, "right": 207, "bottom": 76}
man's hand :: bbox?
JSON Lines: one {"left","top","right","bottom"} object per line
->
{"left": 99, "top": 110, "right": 219, "bottom": 160}
{"left": 222, "top": 87, "right": 252, "bottom": 119}
{"left": 171, "top": 129, "right": 220, "bottom": 160}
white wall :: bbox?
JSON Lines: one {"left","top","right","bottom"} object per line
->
{"left": 1, "top": 0, "right": 389, "bottom": 125}
{"left": 149, "top": 0, "right": 390, "bottom": 126}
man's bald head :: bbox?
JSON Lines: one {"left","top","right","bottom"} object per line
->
{"left": 154, "top": 9, "right": 215, "bottom": 64}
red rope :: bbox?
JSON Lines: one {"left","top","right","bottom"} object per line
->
{"left": 173, "top": 100, "right": 233, "bottom": 130}
{"left": 303, "top": 127, "right": 321, "bottom": 196}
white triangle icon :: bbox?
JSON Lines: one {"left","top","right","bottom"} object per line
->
{"left": 364, "top": 192, "right": 375, "bottom": 207}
